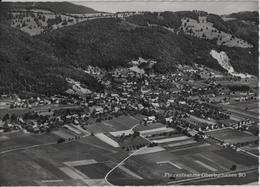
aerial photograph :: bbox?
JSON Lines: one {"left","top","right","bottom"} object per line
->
{"left": 0, "top": 0, "right": 259, "bottom": 186}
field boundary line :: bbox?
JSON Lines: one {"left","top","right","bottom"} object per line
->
{"left": 0, "top": 137, "right": 79, "bottom": 156}
{"left": 0, "top": 142, "right": 56, "bottom": 156}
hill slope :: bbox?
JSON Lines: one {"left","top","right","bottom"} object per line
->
{"left": 39, "top": 16, "right": 258, "bottom": 75}
{"left": 222, "top": 11, "right": 258, "bottom": 47}
{"left": 0, "top": 10, "right": 258, "bottom": 95}
{"left": 125, "top": 11, "right": 256, "bottom": 48}
{"left": 0, "top": 23, "right": 103, "bottom": 95}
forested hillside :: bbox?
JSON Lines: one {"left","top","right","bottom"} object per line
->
{"left": 0, "top": 2, "right": 258, "bottom": 95}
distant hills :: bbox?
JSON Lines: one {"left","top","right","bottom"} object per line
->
{"left": 39, "top": 10, "right": 258, "bottom": 74}
{"left": 0, "top": 2, "right": 97, "bottom": 14}
{"left": 0, "top": 2, "right": 108, "bottom": 35}
{"left": 225, "top": 11, "right": 259, "bottom": 24}
{"left": 0, "top": 2, "right": 258, "bottom": 96}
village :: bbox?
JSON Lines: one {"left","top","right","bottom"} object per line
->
{"left": 0, "top": 60, "right": 258, "bottom": 185}
{"left": 0, "top": 60, "right": 258, "bottom": 134}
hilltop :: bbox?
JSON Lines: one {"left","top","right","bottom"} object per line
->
{"left": 0, "top": 2, "right": 108, "bottom": 35}
{"left": 0, "top": 2, "right": 97, "bottom": 14}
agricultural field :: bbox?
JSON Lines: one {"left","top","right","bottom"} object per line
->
{"left": 74, "top": 161, "right": 134, "bottom": 180}
{"left": 221, "top": 100, "right": 259, "bottom": 121}
{"left": 87, "top": 115, "right": 139, "bottom": 133}
{"left": 129, "top": 142, "right": 259, "bottom": 184}
{"left": 227, "top": 100, "right": 258, "bottom": 110}
{"left": 0, "top": 133, "right": 130, "bottom": 186}
{"left": 0, "top": 125, "right": 258, "bottom": 186}
{"left": 205, "top": 128, "right": 258, "bottom": 144}
{"left": 213, "top": 149, "right": 258, "bottom": 167}
{"left": 51, "top": 128, "right": 78, "bottom": 139}
{"left": 0, "top": 131, "right": 59, "bottom": 152}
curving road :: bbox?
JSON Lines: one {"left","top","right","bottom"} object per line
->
{"left": 104, "top": 146, "right": 147, "bottom": 186}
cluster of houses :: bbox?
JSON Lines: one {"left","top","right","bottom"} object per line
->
{"left": 9, "top": 96, "right": 53, "bottom": 108}
{"left": 0, "top": 63, "right": 258, "bottom": 143}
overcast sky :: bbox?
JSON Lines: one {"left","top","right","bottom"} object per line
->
{"left": 74, "top": 0, "right": 258, "bottom": 15}
{"left": 4, "top": 0, "right": 259, "bottom": 15}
